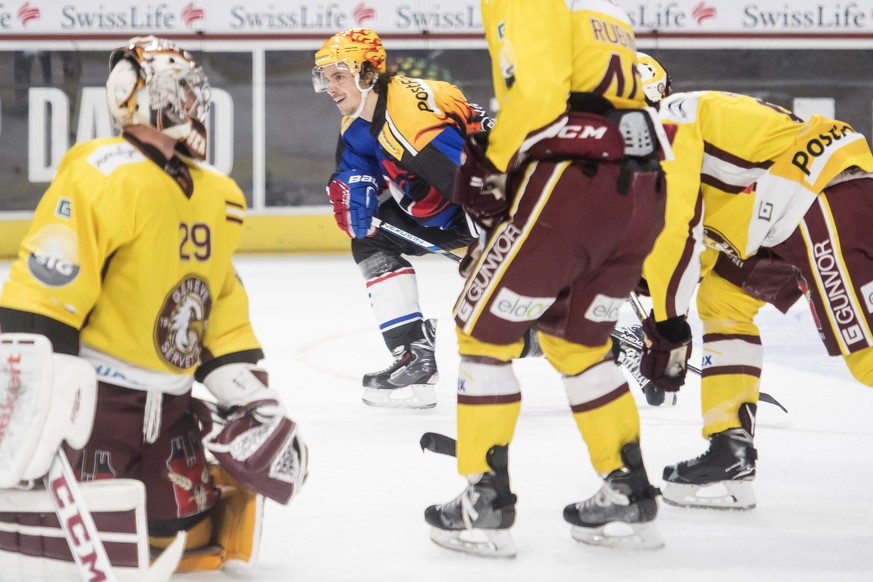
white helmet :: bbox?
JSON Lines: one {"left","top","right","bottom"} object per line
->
{"left": 106, "top": 36, "right": 211, "bottom": 158}
{"left": 636, "top": 52, "right": 671, "bottom": 106}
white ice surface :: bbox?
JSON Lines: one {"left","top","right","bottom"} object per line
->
{"left": 5, "top": 254, "right": 873, "bottom": 581}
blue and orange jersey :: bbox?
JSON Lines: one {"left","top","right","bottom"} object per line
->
{"left": 333, "top": 75, "right": 487, "bottom": 228}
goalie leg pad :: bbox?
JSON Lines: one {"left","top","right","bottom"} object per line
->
{"left": 0, "top": 334, "right": 96, "bottom": 487}
{"left": 0, "top": 478, "right": 168, "bottom": 580}
{"left": 174, "top": 465, "right": 264, "bottom": 573}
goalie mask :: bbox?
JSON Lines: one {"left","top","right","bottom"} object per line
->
{"left": 106, "top": 36, "right": 211, "bottom": 159}
{"left": 636, "top": 52, "right": 672, "bottom": 106}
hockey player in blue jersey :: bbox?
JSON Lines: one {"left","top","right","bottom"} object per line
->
{"left": 312, "top": 28, "right": 489, "bottom": 409}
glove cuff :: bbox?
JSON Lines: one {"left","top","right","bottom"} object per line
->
{"left": 203, "top": 362, "right": 280, "bottom": 410}
{"left": 647, "top": 313, "right": 691, "bottom": 344}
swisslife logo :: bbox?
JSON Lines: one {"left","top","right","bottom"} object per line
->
{"left": 625, "top": 1, "right": 719, "bottom": 29}
{"left": 692, "top": 1, "right": 716, "bottom": 24}
{"left": 181, "top": 2, "right": 205, "bottom": 27}
{"left": 17, "top": 2, "right": 40, "bottom": 26}
{"left": 352, "top": 2, "right": 376, "bottom": 25}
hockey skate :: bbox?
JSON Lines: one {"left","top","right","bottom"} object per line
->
{"left": 425, "top": 445, "right": 518, "bottom": 558}
{"left": 662, "top": 427, "right": 757, "bottom": 510}
{"left": 612, "top": 325, "right": 676, "bottom": 406}
{"left": 362, "top": 319, "right": 438, "bottom": 409}
{"left": 563, "top": 442, "right": 664, "bottom": 550}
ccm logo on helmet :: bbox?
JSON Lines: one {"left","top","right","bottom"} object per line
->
{"left": 557, "top": 125, "right": 608, "bottom": 140}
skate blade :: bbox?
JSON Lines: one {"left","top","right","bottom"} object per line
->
{"left": 570, "top": 521, "right": 664, "bottom": 551}
{"left": 362, "top": 385, "right": 437, "bottom": 409}
{"left": 662, "top": 481, "right": 756, "bottom": 510}
{"left": 429, "top": 526, "right": 517, "bottom": 558}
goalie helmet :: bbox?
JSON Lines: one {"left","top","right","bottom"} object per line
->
{"left": 312, "top": 28, "right": 387, "bottom": 93}
{"left": 636, "top": 52, "right": 671, "bottom": 106}
{"left": 106, "top": 36, "right": 211, "bottom": 158}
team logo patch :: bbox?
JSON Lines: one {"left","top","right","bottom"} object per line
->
{"left": 584, "top": 294, "right": 624, "bottom": 323}
{"left": 489, "top": 288, "right": 555, "bottom": 322}
{"left": 56, "top": 197, "right": 72, "bottom": 219}
{"left": 25, "top": 224, "right": 80, "bottom": 287}
{"left": 155, "top": 275, "right": 213, "bottom": 370}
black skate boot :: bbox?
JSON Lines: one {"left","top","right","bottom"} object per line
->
{"left": 662, "top": 417, "right": 757, "bottom": 510}
{"left": 425, "top": 445, "right": 518, "bottom": 558}
{"left": 563, "top": 442, "right": 663, "bottom": 550}
{"left": 611, "top": 325, "right": 677, "bottom": 406}
{"left": 362, "top": 319, "right": 438, "bottom": 409}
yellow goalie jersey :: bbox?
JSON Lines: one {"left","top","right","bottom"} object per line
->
{"left": 481, "top": 0, "right": 646, "bottom": 171}
{"left": 644, "top": 90, "right": 873, "bottom": 320}
{"left": 0, "top": 136, "right": 261, "bottom": 392}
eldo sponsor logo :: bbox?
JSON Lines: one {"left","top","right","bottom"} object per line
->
{"left": 489, "top": 288, "right": 555, "bottom": 323}
{"left": 584, "top": 294, "right": 624, "bottom": 323}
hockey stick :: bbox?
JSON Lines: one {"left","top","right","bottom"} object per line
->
{"left": 628, "top": 291, "right": 787, "bottom": 412}
{"left": 627, "top": 291, "right": 702, "bottom": 375}
{"left": 371, "top": 218, "right": 462, "bottom": 263}
{"left": 371, "top": 218, "right": 655, "bottom": 362}
{"left": 374, "top": 218, "right": 787, "bottom": 408}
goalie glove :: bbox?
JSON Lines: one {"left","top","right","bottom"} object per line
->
{"left": 328, "top": 170, "right": 380, "bottom": 239}
{"left": 198, "top": 363, "right": 309, "bottom": 504}
{"left": 452, "top": 131, "right": 509, "bottom": 229}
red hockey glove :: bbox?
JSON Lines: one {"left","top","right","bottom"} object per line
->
{"left": 452, "top": 131, "right": 509, "bottom": 229}
{"left": 639, "top": 313, "right": 692, "bottom": 392}
{"left": 328, "top": 170, "right": 380, "bottom": 238}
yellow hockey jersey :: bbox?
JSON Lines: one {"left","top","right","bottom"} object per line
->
{"left": 644, "top": 90, "right": 873, "bottom": 320}
{"left": 0, "top": 135, "right": 261, "bottom": 393}
{"left": 481, "top": 0, "right": 645, "bottom": 171}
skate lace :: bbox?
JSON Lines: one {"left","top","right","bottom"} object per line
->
{"left": 686, "top": 429, "right": 752, "bottom": 465}
{"left": 590, "top": 482, "right": 630, "bottom": 508}
{"left": 460, "top": 487, "right": 480, "bottom": 529}
{"left": 369, "top": 347, "right": 410, "bottom": 376}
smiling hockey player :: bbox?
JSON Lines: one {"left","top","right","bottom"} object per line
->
{"left": 312, "top": 28, "right": 488, "bottom": 409}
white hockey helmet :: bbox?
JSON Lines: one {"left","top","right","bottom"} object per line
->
{"left": 636, "top": 52, "right": 671, "bottom": 106}
{"left": 106, "top": 36, "right": 211, "bottom": 157}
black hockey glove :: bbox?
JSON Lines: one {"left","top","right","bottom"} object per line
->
{"left": 639, "top": 313, "right": 692, "bottom": 392}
